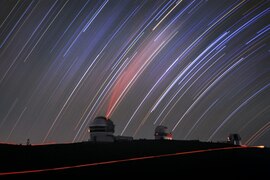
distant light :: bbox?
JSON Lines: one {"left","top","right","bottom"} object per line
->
{"left": 256, "top": 145, "right": 265, "bottom": 148}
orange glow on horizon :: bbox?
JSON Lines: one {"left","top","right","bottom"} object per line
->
{"left": 0, "top": 142, "right": 17, "bottom": 145}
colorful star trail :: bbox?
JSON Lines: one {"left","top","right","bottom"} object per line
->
{"left": 0, "top": 0, "right": 269, "bottom": 146}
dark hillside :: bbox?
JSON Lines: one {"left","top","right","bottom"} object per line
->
{"left": 0, "top": 140, "right": 269, "bottom": 177}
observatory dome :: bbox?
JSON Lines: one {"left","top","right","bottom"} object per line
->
{"left": 89, "top": 116, "right": 115, "bottom": 134}
{"left": 155, "top": 125, "right": 172, "bottom": 140}
{"left": 88, "top": 116, "right": 132, "bottom": 142}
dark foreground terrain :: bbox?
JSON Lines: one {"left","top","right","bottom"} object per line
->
{"left": 0, "top": 140, "right": 269, "bottom": 177}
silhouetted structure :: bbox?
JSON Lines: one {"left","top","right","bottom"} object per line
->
{"left": 154, "top": 125, "right": 172, "bottom": 140}
{"left": 227, "top": 133, "right": 241, "bottom": 145}
{"left": 26, "top": 138, "right": 31, "bottom": 146}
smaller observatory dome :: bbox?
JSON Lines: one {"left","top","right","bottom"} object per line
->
{"left": 155, "top": 125, "right": 172, "bottom": 140}
{"left": 155, "top": 125, "right": 168, "bottom": 134}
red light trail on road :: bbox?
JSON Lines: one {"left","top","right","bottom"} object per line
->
{"left": 0, "top": 145, "right": 262, "bottom": 176}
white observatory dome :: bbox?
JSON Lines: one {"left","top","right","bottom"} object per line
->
{"left": 155, "top": 125, "right": 172, "bottom": 140}
{"left": 88, "top": 116, "right": 133, "bottom": 142}
{"left": 155, "top": 125, "right": 168, "bottom": 133}
{"left": 89, "top": 116, "right": 115, "bottom": 133}
{"left": 91, "top": 116, "right": 110, "bottom": 126}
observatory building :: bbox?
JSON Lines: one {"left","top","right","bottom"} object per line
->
{"left": 227, "top": 133, "right": 241, "bottom": 145}
{"left": 154, "top": 125, "right": 173, "bottom": 140}
{"left": 88, "top": 116, "right": 115, "bottom": 142}
{"left": 88, "top": 116, "right": 133, "bottom": 142}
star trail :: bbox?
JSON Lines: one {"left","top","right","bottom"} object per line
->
{"left": 0, "top": 0, "right": 269, "bottom": 146}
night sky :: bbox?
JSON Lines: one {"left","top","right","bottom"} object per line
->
{"left": 0, "top": 0, "right": 269, "bottom": 146}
